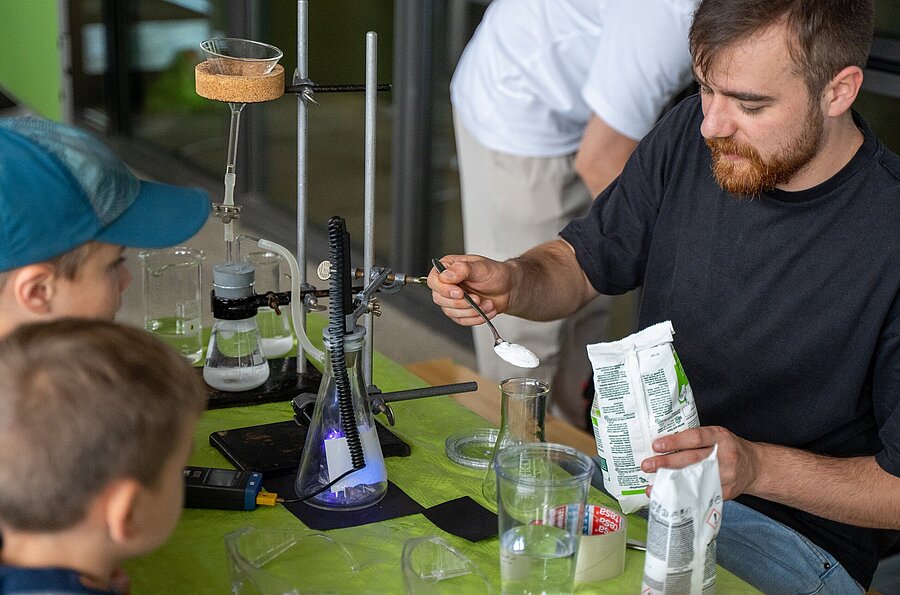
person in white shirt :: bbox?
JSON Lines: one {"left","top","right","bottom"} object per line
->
{"left": 451, "top": 0, "right": 697, "bottom": 427}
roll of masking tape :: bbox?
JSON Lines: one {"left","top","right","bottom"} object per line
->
{"left": 575, "top": 505, "right": 627, "bottom": 582}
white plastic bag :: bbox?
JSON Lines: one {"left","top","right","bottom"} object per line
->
{"left": 641, "top": 446, "right": 722, "bottom": 595}
{"left": 587, "top": 320, "right": 699, "bottom": 513}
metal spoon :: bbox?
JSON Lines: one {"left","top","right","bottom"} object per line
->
{"left": 431, "top": 258, "right": 539, "bottom": 369}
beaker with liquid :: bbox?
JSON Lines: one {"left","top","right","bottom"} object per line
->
{"left": 243, "top": 250, "right": 294, "bottom": 359}
{"left": 138, "top": 248, "right": 205, "bottom": 364}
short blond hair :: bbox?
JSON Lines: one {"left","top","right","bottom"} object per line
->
{"left": 0, "top": 319, "right": 207, "bottom": 531}
{"left": 0, "top": 242, "right": 103, "bottom": 293}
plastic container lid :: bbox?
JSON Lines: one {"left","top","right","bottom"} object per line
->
{"left": 444, "top": 428, "right": 499, "bottom": 470}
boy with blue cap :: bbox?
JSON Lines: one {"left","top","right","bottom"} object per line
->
{"left": 0, "top": 117, "right": 209, "bottom": 337}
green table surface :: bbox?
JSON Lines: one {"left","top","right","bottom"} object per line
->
{"left": 125, "top": 316, "right": 759, "bottom": 594}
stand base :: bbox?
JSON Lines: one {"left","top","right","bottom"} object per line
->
{"left": 202, "top": 356, "right": 322, "bottom": 409}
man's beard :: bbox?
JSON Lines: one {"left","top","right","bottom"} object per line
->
{"left": 706, "top": 107, "right": 823, "bottom": 196}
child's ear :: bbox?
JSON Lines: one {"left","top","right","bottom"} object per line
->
{"left": 10, "top": 264, "right": 57, "bottom": 314}
{"left": 103, "top": 478, "right": 141, "bottom": 545}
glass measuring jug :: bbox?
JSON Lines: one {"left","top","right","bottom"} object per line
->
{"left": 243, "top": 250, "right": 294, "bottom": 359}
{"left": 481, "top": 377, "right": 548, "bottom": 505}
{"left": 138, "top": 247, "right": 205, "bottom": 364}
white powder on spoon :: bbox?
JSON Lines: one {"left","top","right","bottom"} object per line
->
{"left": 493, "top": 341, "right": 540, "bottom": 368}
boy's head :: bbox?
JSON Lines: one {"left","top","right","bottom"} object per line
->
{"left": 0, "top": 117, "right": 209, "bottom": 334}
{"left": 0, "top": 319, "right": 207, "bottom": 557}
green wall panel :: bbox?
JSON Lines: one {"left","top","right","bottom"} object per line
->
{"left": 0, "top": 0, "right": 62, "bottom": 120}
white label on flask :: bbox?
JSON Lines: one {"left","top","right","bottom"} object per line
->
{"left": 324, "top": 426, "right": 387, "bottom": 494}
{"left": 324, "top": 436, "right": 353, "bottom": 493}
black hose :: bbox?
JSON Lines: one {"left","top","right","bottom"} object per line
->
{"left": 327, "top": 216, "right": 365, "bottom": 472}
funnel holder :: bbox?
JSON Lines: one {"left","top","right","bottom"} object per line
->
{"left": 195, "top": 61, "right": 286, "bottom": 103}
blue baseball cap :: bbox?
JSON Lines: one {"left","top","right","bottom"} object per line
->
{"left": 0, "top": 117, "right": 210, "bottom": 272}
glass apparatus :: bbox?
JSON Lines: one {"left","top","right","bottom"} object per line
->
{"left": 294, "top": 326, "right": 387, "bottom": 510}
{"left": 200, "top": 38, "right": 283, "bottom": 262}
{"left": 138, "top": 247, "right": 205, "bottom": 364}
{"left": 204, "top": 262, "right": 270, "bottom": 392}
{"left": 243, "top": 250, "right": 294, "bottom": 359}
{"left": 482, "top": 378, "right": 549, "bottom": 505}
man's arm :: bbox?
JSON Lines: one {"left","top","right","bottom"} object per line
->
{"left": 506, "top": 239, "right": 599, "bottom": 320}
{"left": 642, "top": 427, "right": 900, "bottom": 529}
{"left": 574, "top": 115, "right": 639, "bottom": 197}
{"left": 428, "top": 239, "right": 598, "bottom": 325}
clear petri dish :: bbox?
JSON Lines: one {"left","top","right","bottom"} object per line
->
{"left": 445, "top": 428, "right": 498, "bottom": 470}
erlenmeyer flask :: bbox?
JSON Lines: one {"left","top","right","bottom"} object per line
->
{"left": 482, "top": 378, "right": 548, "bottom": 505}
{"left": 203, "top": 263, "right": 270, "bottom": 392}
{"left": 295, "top": 327, "right": 387, "bottom": 510}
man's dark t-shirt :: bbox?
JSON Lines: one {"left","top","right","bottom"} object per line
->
{"left": 561, "top": 96, "right": 900, "bottom": 587}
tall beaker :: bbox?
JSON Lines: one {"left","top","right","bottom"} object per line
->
{"left": 203, "top": 262, "right": 270, "bottom": 392}
{"left": 138, "top": 247, "right": 205, "bottom": 364}
{"left": 295, "top": 327, "right": 387, "bottom": 510}
{"left": 482, "top": 378, "right": 548, "bottom": 505}
{"left": 243, "top": 250, "right": 294, "bottom": 359}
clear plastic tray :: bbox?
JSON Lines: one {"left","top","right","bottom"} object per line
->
{"left": 444, "top": 428, "right": 498, "bottom": 470}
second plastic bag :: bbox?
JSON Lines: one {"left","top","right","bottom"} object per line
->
{"left": 587, "top": 320, "right": 699, "bottom": 513}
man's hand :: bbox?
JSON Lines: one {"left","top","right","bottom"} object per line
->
{"left": 429, "top": 241, "right": 598, "bottom": 324}
{"left": 427, "top": 255, "right": 513, "bottom": 326}
{"left": 641, "top": 426, "right": 762, "bottom": 500}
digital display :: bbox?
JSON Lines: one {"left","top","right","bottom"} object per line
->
{"left": 207, "top": 468, "right": 237, "bottom": 487}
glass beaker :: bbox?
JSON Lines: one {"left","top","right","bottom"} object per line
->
{"left": 294, "top": 327, "right": 387, "bottom": 510}
{"left": 243, "top": 251, "right": 294, "bottom": 359}
{"left": 138, "top": 247, "right": 205, "bottom": 364}
{"left": 482, "top": 378, "right": 549, "bottom": 505}
{"left": 203, "top": 262, "right": 270, "bottom": 392}
{"left": 496, "top": 443, "right": 593, "bottom": 595}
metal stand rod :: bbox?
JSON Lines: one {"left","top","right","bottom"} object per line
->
{"left": 285, "top": 83, "right": 391, "bottom": 94}
{"left": 296, "top": 0, "right": 309, "bottom": 375}
{"left": 363, "top": 31, "right": 377, "bottom": 386}
{"left": 374, "top": 382, "right": 479, "bottom": 403}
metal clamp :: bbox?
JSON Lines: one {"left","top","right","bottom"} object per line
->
{"left": 212, "top": 203, "right": 243, "bottom": 224}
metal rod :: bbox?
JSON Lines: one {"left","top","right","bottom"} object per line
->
{"left": 296, "top": 0, "right": 309, "bottom": 375}
{"left": 363, "top": 31, "right": 377, "bottom": 386}
{"left": 284, "top": 83, "right": 391, "bottom": 94}
{"left": 376, "top": 382, "right": 479, "bottom": 403}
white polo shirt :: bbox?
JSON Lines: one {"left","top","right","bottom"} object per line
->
{"left": 451, "top": 0, "right": 696, "bottom": 157}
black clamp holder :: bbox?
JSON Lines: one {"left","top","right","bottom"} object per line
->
{"left": 286, "top": 79, "right": 392, "bottom": 104}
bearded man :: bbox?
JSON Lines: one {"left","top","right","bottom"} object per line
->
{"left": 429, "top": 0, "right": 900, "bottom": 592}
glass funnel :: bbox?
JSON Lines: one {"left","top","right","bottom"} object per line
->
{"left": 294, "top": 327, "right": 387, "bottom": 510}
{"left": 481, "top": 378, "right": 548, "bottom": 505}
{"left": 200, "top": 38, "right": 283, "bottom": 262}
{"left": 200, "top": 38, "right": 284, "bottom": 76}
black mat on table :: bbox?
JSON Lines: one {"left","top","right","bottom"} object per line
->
{"left": 423, "top": 496, "right": 498, "bottom": 542}
{"left": 265, "top": 475, "right": 424, "bottom": 531}
{"left": 210, "top": 419, "right": 410, "bottom": 479}
{"left": 201, "top": 357, "right": 322, "bottom": 409}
